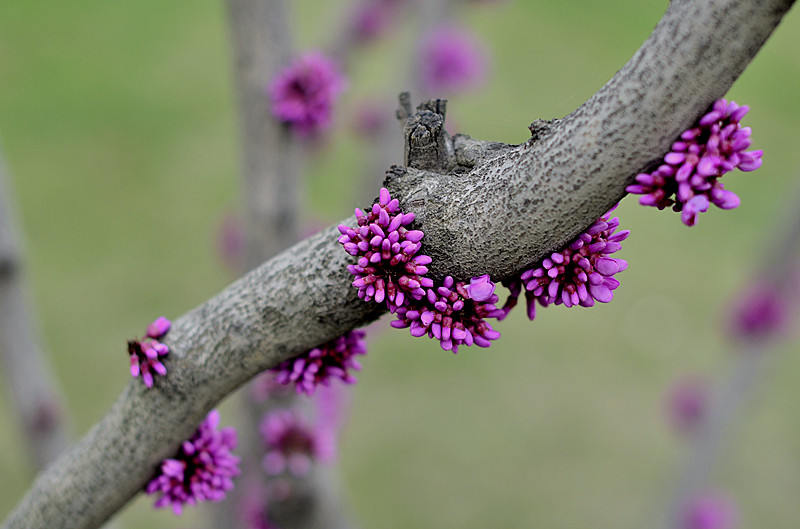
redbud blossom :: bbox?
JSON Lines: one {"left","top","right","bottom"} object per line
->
{"left": 269, "top": 51, "right": 346, "bottom": 136}
{"left": 627, "top": 99, "right": 762, "bottom": 226}
{"left": 145, "top": 410, "right": 240, "bottom": 515}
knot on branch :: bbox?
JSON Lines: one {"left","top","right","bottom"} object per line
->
{"left": 398, "top": 93, "right": 455, "bottom": 173}
{"left": 528, "top": 118, "right": 557, "bottom": 142}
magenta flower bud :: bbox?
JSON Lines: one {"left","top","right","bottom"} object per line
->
{"left": 146, "top": 317, "right": 171, "bottom": 339}
{"left": 465, "top": 274, "right": 495, "bottom": 302}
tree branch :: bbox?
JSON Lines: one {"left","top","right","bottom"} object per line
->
{"left": 1, "top": 1, "right": 793, "bottom": 527}
{"left": 399, "top": 0, "right": 795, "bottom": 280}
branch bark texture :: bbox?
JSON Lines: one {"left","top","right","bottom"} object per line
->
{"left": 1, "top": 1, "right": 794, "bottom": 527}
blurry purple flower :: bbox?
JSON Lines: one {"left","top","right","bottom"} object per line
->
{"left": 419, "top": 26, "right": 488, "bottom": 94}
{"left": 348, "top": 0, "right": 407, "bottom": 43}
{"left": 515, "top": 206, "right": 629, "bottom": 320}
{"left": 146, "top": 410, "right": 240, "bottom": 515}
{"left": 683, "top": 491, "right": 739, "bottom": 529}
{"left": 338, "top": 187, "right": 434, "bottom": 312}
{"left": 627, "top": 99, "right": 762, "bottom": 226}
{"left": 272, "top": 330, "right": 367, "bottom": 395}
{"left": 728, "top": 281, "right": 788, "bottom": 343}
{"left": 665, "top": 374, "right": 709, "bottom": 435}
{"left": 269, "top": 51, "right": 346, "bottom": 136}
{"left": 260, "top": 410, "right": 335, "bottom": 477}
{"left": 391, "top": 274, "right": 504, "bottom": 353}
{"left": 129, "top": 317, "right": 172, "bottom": 387}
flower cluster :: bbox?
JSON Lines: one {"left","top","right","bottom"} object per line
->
{"left": 128, "top": 316, "right": 171, "bottom": 388}
{"left": 340, "top": 188, "right": 504, "bottom": 352}
{"left": 260, "top": 410, "right": 335, "bottom": 477}
{"left": 626, "top": 99, "right": 762, "bottom": 226}
{"left": 391, "top": 274, "right": 503, "bottom": 352}
{"left": 338, "top": 187, "right": 433, "bottom": 312}
{"left": 269, "top": 51, "right": 346, "bottom": 136}
{"left": 503, "top": 208, "right": 629, "bottom": 321}
{"left": 419, "top": 26, "right": 487, "bottom": 94}
{"left": 146, "top": 410, "right": 240, "bottom": 515}
{"left": 271, "top": 329, "right": 367, "bottom": 395}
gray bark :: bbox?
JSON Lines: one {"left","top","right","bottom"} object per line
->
{"left": 1, "top": 1, "right": 794, "bottom": 528}
{"left": 223, "top": 0, "right": 355, "bottom": 527}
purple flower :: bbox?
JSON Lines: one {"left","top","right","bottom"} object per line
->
{"left": 128, "top": 340, "right": 169, "bottom": 388}
{"left": 627, "top": 99, "right": 762, "bottom": 226}
{"left": 347, "top": 0, "right": 407, "bottom": 43}
{"left": 260, "top": 410, "right": 335, "bottom": 477}
{"left": 418, "top": 26, "right": 487, "bottom": 94}
{"left": 683, "top": 491, "right": 739, "bottom": 529}
{"left": 665, "top": 375, "right": 709, "bottom": 435}
{"left": 391, "top": 274, "right": 504, "bottom": 353}
{"left": 271, "top": 330, "right": 367, "bottom": 395}
{"left": 145, "top": 410, "right": 240, "bottom": 515}
{"left": 128, "top": 317, "right": 172, "bottom": 387}
{"left": 514, "top": 207, "right": 628, "bottom": 320}
{"left": 338, "top": 187, "right": 434, "bottom": 312}
{"left": 728, "top": 282, "right": 788, "bottom": 343}
{"left": 269, "top": 51, "right": 346, "bottom": 136}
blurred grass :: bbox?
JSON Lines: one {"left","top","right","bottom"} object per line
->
{"left": 1, "top": 0, "right": 800, "bottom": 528}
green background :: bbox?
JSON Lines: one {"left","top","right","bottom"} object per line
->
{"left": 1, "top": 0, "right": 800, "bottom": 527}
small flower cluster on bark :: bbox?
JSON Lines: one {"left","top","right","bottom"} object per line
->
{"left": 270, "top": 330, "right": 367, "bottom": 395}
{"left": 340, "top": 188, "right": 506, "bottom": 353}
{"left": 128, "top": 316, "right": 171, "bottom": 388}
{"left": 627, "top": 99, "right": 762, "bottom": 226}
{"left": 501, "top": 207, "right": 629, "bottom": 321}
{"left": 146, "top": 410, "right": 240, "bottom": 515}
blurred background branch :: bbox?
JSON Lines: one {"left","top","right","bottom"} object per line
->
{"left": 0, "top": 149, "right": 72, "bottom": 470}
